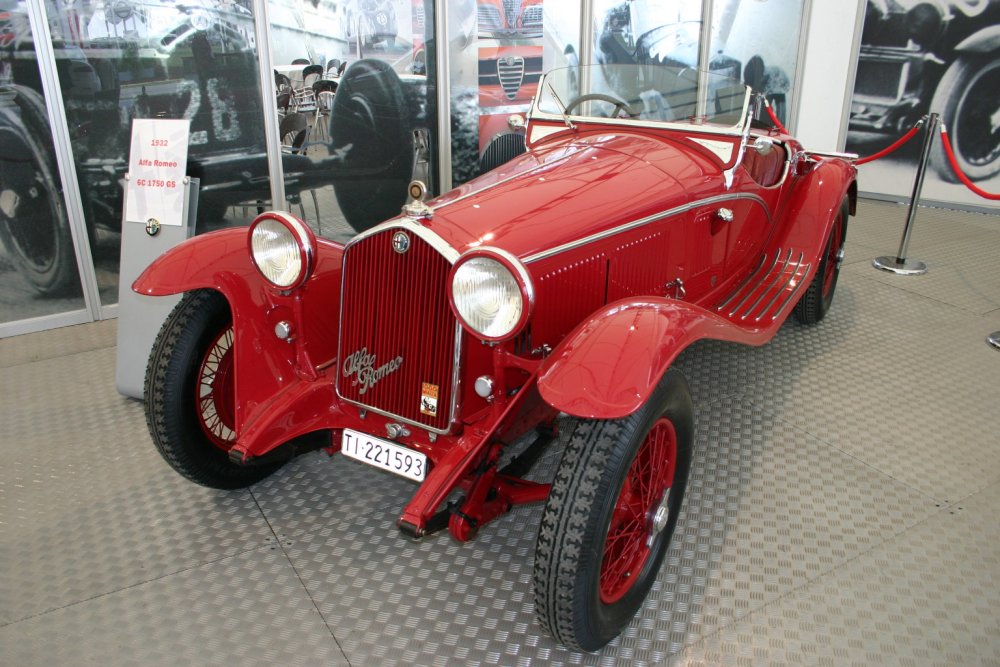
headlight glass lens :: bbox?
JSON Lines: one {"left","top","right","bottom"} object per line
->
{"left": 251, "top": 218, "right": 303, "bottom": 288}
{"left": 452, "top": 256, "right": 525, "bottom": 339}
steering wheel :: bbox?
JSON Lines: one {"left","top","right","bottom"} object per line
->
{"left": 564, "top": 93, "right": 637, "bottom": 118}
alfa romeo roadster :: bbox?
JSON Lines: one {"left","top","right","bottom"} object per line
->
{"left": 136, "top": 63, "right": 857, "bottom": 651}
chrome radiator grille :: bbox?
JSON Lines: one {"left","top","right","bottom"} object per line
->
{"left": 497, "top": 56, "right": 525, "bottom": 100}
{"left": 337, "top": 228, "right": 458, "bottom": 432}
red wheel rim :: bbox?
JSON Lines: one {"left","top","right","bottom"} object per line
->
{"left": 599, "top": 417, "right": 677, "bottom": 604}
{"left": 195, "top": 326, "right": 237, "bottom": 451}
{"left": 822, "top": 215, "right": 844, "bottom": 298}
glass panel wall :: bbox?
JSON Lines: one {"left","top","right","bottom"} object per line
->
{"left": 0, "top": 0, "right": 87, "bottom": 324}
{"left": 449, "top": 0, "right": 580, "bottom": 186}
{"left": 266, "top": 0, "right": 436, "bottom": 240}
{"left": 710, "top": 0, "right": 805, "bottom": 128}
{"left": 590, "top": 0, "right": 804, "bottom": 127}
{"left": 45, "top": 0, "right": 268, "bottom": 307}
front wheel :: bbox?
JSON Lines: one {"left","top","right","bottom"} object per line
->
{"left": 932, "top": 53, "right": 1000, "bottom": 183}
{"left": 533, "top": 368, "right": 694, "bottom": 651}
{"left": 144, "top": 290, "right": 283, "bottom": 489}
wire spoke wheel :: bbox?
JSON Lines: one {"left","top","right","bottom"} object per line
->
{"left": 534, "top": 369, "right": 693, "bottom": 651}
{"left": 600, "top": 417, "right": 677, "bottom": 603}
{"left": 145, "top": 290, "right": 283, "bottom": 489}
{"left": 196, "top": 326, "right": 237, "bottom": 451}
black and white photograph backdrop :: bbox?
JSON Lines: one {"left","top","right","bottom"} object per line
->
{"left": 846, "top": 0, "right": 1000, "bottom": 210}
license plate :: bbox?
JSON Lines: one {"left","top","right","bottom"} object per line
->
{"left": 341, "top": 429, "right": 428, "bottom": 482}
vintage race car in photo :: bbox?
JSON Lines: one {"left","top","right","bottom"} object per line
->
{"left": 135, "top": 63, "right": 857, "bottom": 651}
{"left": 850, "top": 0, "right": 1000, "bottom": 181}
{"left": 0, "top": 0, "right": 427, "bottom": 296}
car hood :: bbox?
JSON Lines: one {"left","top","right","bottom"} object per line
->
{"left": 421, "top": 131, "right": 727, "bottom": 261}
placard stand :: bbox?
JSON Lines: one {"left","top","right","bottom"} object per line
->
{"left": 115, "top": 177, "right": 199, "bottom": 398}
{"left": 872, "top": 113, "right": 937, "bottom": 276}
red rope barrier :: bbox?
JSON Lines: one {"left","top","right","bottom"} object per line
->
{"left": 764, "top": 100, "right": 788, "bottom": 135}
{"left": 939, "top": 126, "right": 1000, "bottom": 201}
{"left": 856, "top": 119, "right": 924, "bottom": 165}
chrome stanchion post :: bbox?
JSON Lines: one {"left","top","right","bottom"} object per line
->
{"left": 988, "top": 331, "right": 1000, "bottom": 350}
{"left": 873, "top": 112, "right": 939, "bottom": 276}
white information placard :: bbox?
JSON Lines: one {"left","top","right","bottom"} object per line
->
{"left": 124, "top": 119, "right": 190, "bottom": 227}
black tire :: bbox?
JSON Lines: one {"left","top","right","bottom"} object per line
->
{"left": 534, "top": 368, "right": 694, "bottom": 651}
{"left": 0, "top": 87, "right": 79, "bottom": 296}
{"left": 794, "top": 197, "right": 848, "bottom": 325}
{"left": 331, "top": 59, "right": 413, "bottom": 232}
{"left": 144, "top": 290, "right": 283, "bottom": 489}
{"left": 931, "top": 53, "right": 1000, "bottom": 183}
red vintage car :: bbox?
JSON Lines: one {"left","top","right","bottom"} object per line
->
{"left": 136, "top": 63, "right": 856, "bottom": 651}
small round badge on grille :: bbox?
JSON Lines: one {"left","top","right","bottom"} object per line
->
{"left": 392, "top": 230, "right": 411, "bottom": 254}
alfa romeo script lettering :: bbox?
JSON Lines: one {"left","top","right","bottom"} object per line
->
{"left": 343, "top": 347, "right": 403, "bottom": 395}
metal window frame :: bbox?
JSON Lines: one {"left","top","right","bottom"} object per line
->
{"left": 2, "top": 0, "right": 104, "bottom": 337}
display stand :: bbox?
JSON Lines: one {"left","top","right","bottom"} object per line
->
{"left": 115, "top": 177, "right": 199, "bottom": 398}
{"left": 873, "top": 114, "right": 938, "bottom": 276}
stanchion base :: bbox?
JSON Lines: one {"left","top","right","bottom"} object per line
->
{"left": 988, "top": 332, "right": 1000, "bottom": 351}
{"left": 873, "top": 256, "right": 928, "bottom": 275}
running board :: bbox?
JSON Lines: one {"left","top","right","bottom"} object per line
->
{"left": 714, "top": 248, "right": 811, "bottom": 325}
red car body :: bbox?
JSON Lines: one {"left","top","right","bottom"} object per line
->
{"left": 136, "top": 64, "right": 856, "bottom": 650}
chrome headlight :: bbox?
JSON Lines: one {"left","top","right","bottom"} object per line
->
{"left": 450, "top": 248, "right": 533, "bottom": 341}
{"left": 248, "top": 212, "right": 314, "bottom": 290}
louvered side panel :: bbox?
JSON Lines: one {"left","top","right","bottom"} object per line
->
{"left": 606, "top": 231, "right": 670, "bottom": 302}
{"left": 530, "top": 254, "right": 607, "bottom": 349}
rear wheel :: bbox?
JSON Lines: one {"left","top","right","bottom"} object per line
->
{"left": 534, "top": 368, "right": 693, "bottom": 651}
{"left": 331, "top": 59, "right": 413, "bottom": 232}
{"left": 932, "top": 53, "right": 1000, "bottom": 183}
{"left": 0, "top": 90, "right": 79, "bottom": 296}
{"left": 794, "top": 197, "right": 848, "bottom": 325}
{"left": 145, "top": 289, "right": 283, "bottom": 489}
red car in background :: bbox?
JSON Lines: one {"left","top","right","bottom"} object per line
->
{"left": 478, "top": 0, "right": 543, "bottom": 38}
{"left": 136, "top": 63, "right": 856, "bottom": 651}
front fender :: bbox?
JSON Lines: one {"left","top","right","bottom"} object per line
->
{"left": 134, "top": 227, "right": 346, "bottom": 457}
{"left": 955, "top": 26, "right": 1000, "bottom": 54}
{"left": 538, "top": 298, "right": 770, "bottom": 419}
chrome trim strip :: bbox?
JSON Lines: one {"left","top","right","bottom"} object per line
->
{"left": 743, "top": 249, "right": 793, "bottom": 320}
{"left": 523, "top": 193, "right": 771, "bottom": 264}
{"left": 808, "top": 150, "right": 860, "bottom": 160}
{"left": 716, "top": 252, "right": 768, "bottom": 311}
{"left": 773, "top": 259, "right": 812, "bottom": 317}
{"left": 729, "top": 249, "right": 781, "bottom": 318}
{"left": 346, "top": 219, "right": 460, "bottom": 264}
{"left": 755, "top": 252, "right": 804, "bottom": 321}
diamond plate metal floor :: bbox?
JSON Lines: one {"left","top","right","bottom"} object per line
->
{"left": 1, "top": 199, "right": 998, "bottom": 666}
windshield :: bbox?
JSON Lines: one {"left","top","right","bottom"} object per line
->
{"left": 534, "top": 64, "right": 751, "bottom": 133}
